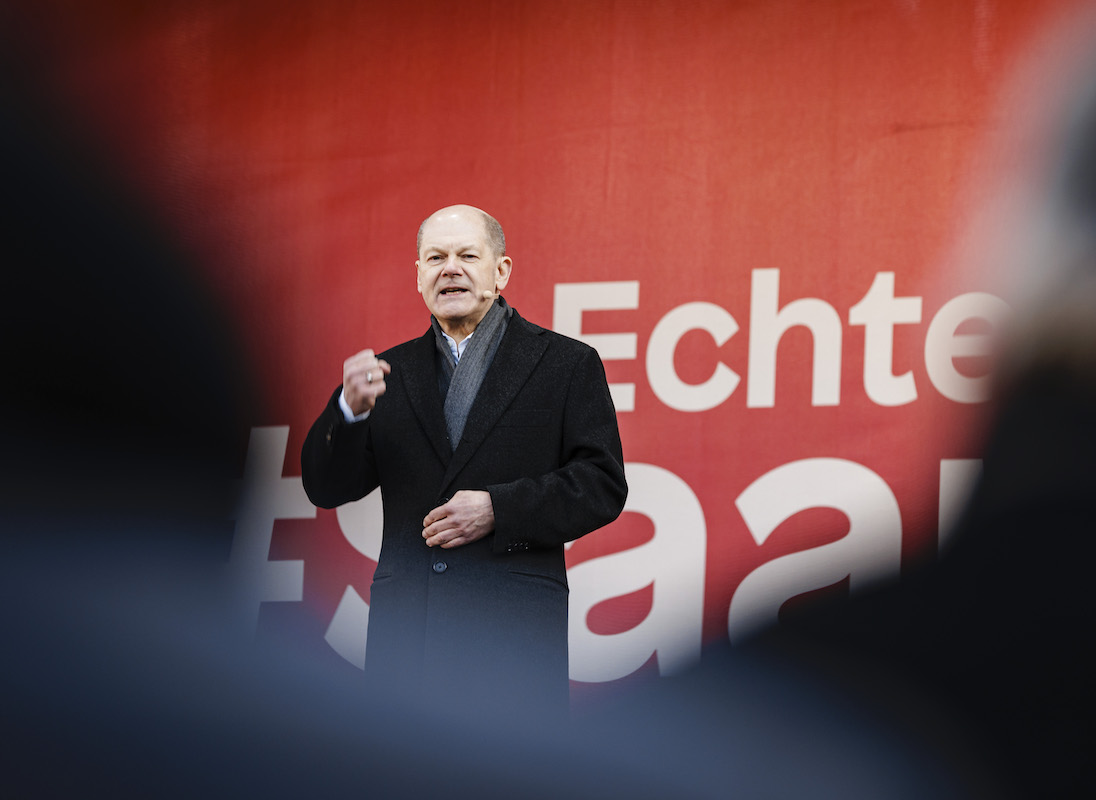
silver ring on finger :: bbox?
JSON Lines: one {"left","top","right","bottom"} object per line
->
{"left": 366, "top": 370, "right": 374, "bottom": 384}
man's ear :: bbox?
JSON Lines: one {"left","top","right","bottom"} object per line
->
{"left": 495, "top": 255, "right": 513, "bottom": 292}
{"left": 415, "top": 260, "right": 423, "bottom": 294}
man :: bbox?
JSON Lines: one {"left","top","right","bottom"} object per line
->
{"left": 301, "top": 205, "right": 627, "bottom": 714}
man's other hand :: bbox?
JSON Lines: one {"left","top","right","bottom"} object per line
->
{"left": 422, "top": 490, "right": 495, "bottom": 548}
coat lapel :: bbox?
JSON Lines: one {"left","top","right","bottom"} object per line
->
{"left": 439, "top": 312, "right": 548, "bottom": 492}
{"left": 399, "top": 329, "right": 453, "bottom": 468}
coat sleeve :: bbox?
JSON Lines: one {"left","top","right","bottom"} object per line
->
{"left": 486, "top": 346, "right": 627, "bottom": 553}
{"left": 300, "top": 385, "right": 380, "bottom": 509}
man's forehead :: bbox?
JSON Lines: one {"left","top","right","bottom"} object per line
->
{"left": 420, "top": 212, "right": 488, "bottom": 247}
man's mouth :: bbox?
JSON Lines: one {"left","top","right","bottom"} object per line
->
{"left": 440, "top": 287, "right": 468, "bottom": 295}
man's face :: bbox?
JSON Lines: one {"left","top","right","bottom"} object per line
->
{"left": 416, "top": 207, "right": 511, "bottom": 341}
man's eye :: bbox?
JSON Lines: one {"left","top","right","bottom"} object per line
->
{"left": 427, "top": 255, "right": 442, "bottom": 263}
{"left": 462, "top": 254, "right": 478, "bottom": 261}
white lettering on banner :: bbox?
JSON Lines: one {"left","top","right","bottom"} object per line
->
{"left": 229, "top": 426, "right": 312, "bottom": 634}
{"left": 848, "top": 272, "right": 923, "bottom": 406}
{"left": 553, "top": 272, "right": 1008, "bottom": 410}
{"left": 747, "top": 268, "right": 843, "bottom": 407}
{"left": 566, "top": 463, "right": 706, "bottom": 682}
{"left": 322, "top": 489, "right": 384, "bottom": 669}
{"left": 925, "top": 292, "right": 1011, "bottom": 403}
{"left": 647, "top": 302, "right": 740, "bottom": 412}
{"left": 553, "top": 281, "right": 640, "bottom": 411}
{"left": 728, "top": 458, "right": 903, "bottom": 642}
{"left": 230, "top": 437, "right": 980, "bottom": 679}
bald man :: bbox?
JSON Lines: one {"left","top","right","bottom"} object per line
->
{"left": 302, "top": 205, "right": 627, "bottom": 715}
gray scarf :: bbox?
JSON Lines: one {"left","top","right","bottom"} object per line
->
{"left": 431, "top": 298, "right": 512, "bottom": 450}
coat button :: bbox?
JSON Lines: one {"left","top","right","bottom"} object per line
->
{"left": 432, "top": 561, "right": 447, "bottom": 573}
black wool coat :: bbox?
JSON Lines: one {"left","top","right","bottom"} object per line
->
{"left": 302, "top": 307, "right": 627, "bottom": 712}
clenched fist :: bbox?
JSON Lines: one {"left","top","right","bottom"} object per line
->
{"left": 343, "top": 348, "right": 392, "bottom": 416}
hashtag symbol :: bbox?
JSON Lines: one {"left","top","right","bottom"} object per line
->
{"left": 229, "top": 426, "right": 314, "bottom": 634}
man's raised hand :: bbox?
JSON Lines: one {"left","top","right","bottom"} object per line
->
{"left": 343, "top": 348, "right": 391, "bottom": 416}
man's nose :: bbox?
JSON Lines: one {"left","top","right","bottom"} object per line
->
{"left": 442, "top": 255, "right": 464, "bottom": 274}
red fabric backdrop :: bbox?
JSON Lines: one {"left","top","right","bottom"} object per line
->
{"left": 8, "top": 0, "right": 1087, "bottom": 692}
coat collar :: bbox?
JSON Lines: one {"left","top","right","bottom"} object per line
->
{"left": 400, "top": 307, "right": 549, "bottom": 489}
{"left": 400, "top": 331, "right": 451, "bottom": 468}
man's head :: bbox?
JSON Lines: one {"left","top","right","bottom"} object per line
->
{"left": 416, "top": 205, "right": 512, "bottom": 341}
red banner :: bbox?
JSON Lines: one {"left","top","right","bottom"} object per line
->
{"left": 11, "top": 0, "right": 1087, "bottom": 692}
